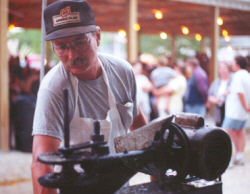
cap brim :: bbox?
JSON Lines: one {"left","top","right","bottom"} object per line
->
{"left": 44, "top": 25, "right": 96, "bottom": 41}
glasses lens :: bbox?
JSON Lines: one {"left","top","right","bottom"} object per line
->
{"left": 72, "top": 39, "right": 89, "bottom": 52}
{"left": 53, "top": 34, "right": 91, "bottom": 56}
{"left": 53, "top": 45, "right": 67, "bottom": 56}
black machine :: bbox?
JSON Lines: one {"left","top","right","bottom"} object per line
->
{"left": 38, "top": 90, "right": 232, "bottom": 194}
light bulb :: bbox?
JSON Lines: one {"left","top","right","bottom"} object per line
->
{"left": 118, "top": 30, "right": 126, "bottom": 37}
{"left": 160, "top": 32, "right": 167, "bottom": 39}
{"left": 217, "top": 17, "right": 223, "bottom": 25}
{"left": 182, "top": 26, "right": 189, "bottom": 35}
{"left": 195, "top": 34, "right": 202, "bottom": 41}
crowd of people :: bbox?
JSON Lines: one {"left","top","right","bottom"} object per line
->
{"left": 9, "top": 55, "right": 46, "bottom": 151}
{"left": 133, "top": 54, "right": 250, "bottom": 167}
{"left": 132, "top": 55, "right": 206, "bottom": 121}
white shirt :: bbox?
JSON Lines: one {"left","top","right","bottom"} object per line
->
{"left": 136, "top": 74, "right": 151, "bottom": 117}
{"left": 225, "top": 69, "right": 250, "bottom": 120}
{"left": 168, "top": 75, "right": 187, "bottom": 114}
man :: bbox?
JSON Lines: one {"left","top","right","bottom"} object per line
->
{"left": 222, "top": 55, "right": 250, "bottom": 165}
{"left": 31, "top": 1, "right": 147, "bottom": 193}
{"left": 183, "top": 57, "right": 209, "bottom": 117}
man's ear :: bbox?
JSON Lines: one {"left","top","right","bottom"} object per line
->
{"left": 96, "top": 26, "right": 101, "bottom": 46}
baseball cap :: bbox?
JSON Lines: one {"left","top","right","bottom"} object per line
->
{"left": 44, "top": 0, "right": 96, "bottom": 41}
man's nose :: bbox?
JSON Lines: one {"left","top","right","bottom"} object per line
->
{"left": 67, "top": 46, "right": 78, "bottom": 60}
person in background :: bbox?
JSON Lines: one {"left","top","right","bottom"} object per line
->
{"left": 183, "top": 57, "right": 209, "bottom": 117}
{"left": 245, "top": 55, "right": 250, "bottom": 73}
{"left": 150, "top": 55, "right": 176, "bottom": 117}
{"left": 222, "top": 55, "right": 250, "bottom": 165}
{"left": 153, "top": 62, "right": 187, "bottom": 115}
{"left": 132, "top": 61, "right": 153, "bottom": 122}
{"left": 31, "top": 1, "right": 147, "bottom": 193}
{"left": 208, "top": 62, "right": 232, "bottom": 127}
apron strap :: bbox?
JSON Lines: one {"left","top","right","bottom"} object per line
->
{"left": 69, "top": 72, "right": 80, "bottom": 117}
{"left": 98, "top": 58, "right": 120, "bottom": 118}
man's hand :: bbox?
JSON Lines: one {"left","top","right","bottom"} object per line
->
{"left": 130, "top": 106, "right": 147, "bottom": 131}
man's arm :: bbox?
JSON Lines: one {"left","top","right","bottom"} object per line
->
{"left": 238, "top": 93, "right": 250, "bottom": 113}
{"left": 31, "top": 135, "right": 61, "bottom": 194}
{"left": 153, "top": 85, "right": 174, "bottom": 97}
{"left": 130, "top": 106, "right": 148, "bottom": 131}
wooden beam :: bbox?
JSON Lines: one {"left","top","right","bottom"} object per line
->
{"left": 173, "top": 0, "right": 250, "bottom": 12}
{"left": 7, "top": 0, "right": 250, "bottom": 37}
{"left": 201, "top": 38, "right": 205, "bottom": 53}
{"left": 210, "top": 6, "right": 220, "bottom": 83}
{"left": 0, "top": 0, "right": 9, "bottom": 152}
{"left": 126, "top": 0, "right": 138, "bottom": 63}
{"left": 171, "top": 35, "right": 176, "bottom": 62}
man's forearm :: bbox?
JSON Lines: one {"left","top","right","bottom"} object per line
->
{"left": 130, "top": 107, "right": 147, "bottom": 131}
{"left": 31, "top": 160, "right": 57, "bottom": 194}
{"left": 31, "top": 135, "right": 61, "bottom": 194}
{"left": 238, "top": 93, "right": 248, "bottom": 111}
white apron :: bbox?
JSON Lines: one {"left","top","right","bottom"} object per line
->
{"left": 62, "top": 58, "right": 127, "bottom": 154}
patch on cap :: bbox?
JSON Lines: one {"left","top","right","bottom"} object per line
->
{"left": 53, "top": 6, "right": 81, "bottom": 26}
{"left": 44, "top": 0, "right": 96, "bottom": 41}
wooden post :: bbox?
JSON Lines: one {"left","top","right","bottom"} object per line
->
{"left": 40, "top": 0, "right": 47, "bottom": 82}
{"left": 201, "top": 38, "right": 206, "bottom": 53}
{"left": 210, "top": 6, "right": 220, "bottom": 83}
{"left": 127, "top": 0, "right": 138, "bottom": 63}
{"left": 0, "top": 0, "right": 9, "bottom": 152}
{"left": 171, "top": 35, "right": 176, "bottom": 62}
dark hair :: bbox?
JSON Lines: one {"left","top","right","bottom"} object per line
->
{"left": 31, "top": 79, "right": 40, "bottom": 95}
{"left": 235, "top": 55, "right": 247, "bottom": 69}
{"left": 186, "top": 57, "right": 200, "bottom": 67}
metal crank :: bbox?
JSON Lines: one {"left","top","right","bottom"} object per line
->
{"left": 150, "top": 120, "right": 191, "bottom": 189}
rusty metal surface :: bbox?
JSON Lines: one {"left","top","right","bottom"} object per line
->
{"left": 114, "top": 116, "right": 174, "bottom": 153}
{"left": 174, "top": 113, "right": 204, "bottom": 129}
{"left": 114, "top": 113, "right": 205, "bottom": 153}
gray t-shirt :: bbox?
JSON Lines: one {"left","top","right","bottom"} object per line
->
{"left": 32, "top": 53, "right": 138, "bottom": 141}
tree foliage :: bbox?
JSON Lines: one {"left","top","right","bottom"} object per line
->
{"left": 140, "top": 34, "right": 202, "bottom": 59}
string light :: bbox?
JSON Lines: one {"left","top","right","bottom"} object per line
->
{"left": 160, "top": 32, "right": 167, "bottom": 39}
{"left": 118, "top": 30, "right": 126, "bottom": 37}
{"left": 181, "top": 26, "right": 189, "bottom": 35}
{"left": 217, "top": 17, "right": 223, "bottom": 25}
{"left": 134, "top": 23, "right": 140, "bottom": 31}
{"left": 154, "top": 10, "right": 163, "bottom": 19}
{"left": 225, "top": 36, "right": 230, "bottom": 42}
{"left": 8, "top": 24, "right": 15, "bottom": 31}
{"left": 195, "top": 34, "right": 202, "bottom": 41}
{"left": 222, "top": 29, "right": 228, "bottom": 37}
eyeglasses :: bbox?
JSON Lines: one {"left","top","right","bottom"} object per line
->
{"left": 52, "top": 34, "right": 91, "bottom": 57}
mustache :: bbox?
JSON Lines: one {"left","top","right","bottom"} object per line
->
{"left": 65, "top": 58, "right": 87, "bottom": 67}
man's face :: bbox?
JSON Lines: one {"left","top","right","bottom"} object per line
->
{"left": 185, "top": 62, "right": 193, "bottom": 78}
{"left": 51, "top": 30, "right": 100, "bottom": 77}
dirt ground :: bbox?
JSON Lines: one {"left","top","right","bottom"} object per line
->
{"left": 1, "top": 117, "right": 250, "bottom": 194}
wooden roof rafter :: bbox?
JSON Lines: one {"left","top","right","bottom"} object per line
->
{"left": 7, "top": 0, "right": 250, "bottom": 37}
